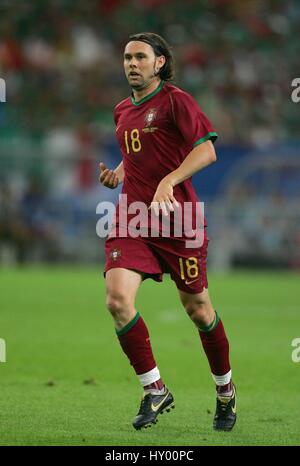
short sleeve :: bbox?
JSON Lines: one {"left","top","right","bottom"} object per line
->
{"left": 170, "top": 90, "right": 218, "bottom": 147}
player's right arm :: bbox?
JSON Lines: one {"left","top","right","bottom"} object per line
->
{"left": 99, "top": 161, "right": 124, "bottom": 189}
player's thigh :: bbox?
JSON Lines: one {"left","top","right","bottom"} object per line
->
{"left": 104, "top": 235, "right": 162, "bottom": 308}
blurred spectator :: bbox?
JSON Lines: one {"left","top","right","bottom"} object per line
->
{"left": 0, "top": 179, "right": 59, "bottom": 263}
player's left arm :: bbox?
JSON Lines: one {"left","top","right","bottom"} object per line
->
{"left": 167, "top": 140, "right": 216, "bottom": 185}
{"left": 150, "top": 140, "right": 216, "bottom": 216}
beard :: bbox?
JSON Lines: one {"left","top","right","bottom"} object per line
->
{"left": 129, "top": 81, "right": 145, "bottom": 90}
{"left": 127, "top": 70, "right": 158, "bottom": 90}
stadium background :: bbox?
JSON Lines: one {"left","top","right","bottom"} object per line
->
{"left": 0, "top": 0, "right": 299, "bottom": 446}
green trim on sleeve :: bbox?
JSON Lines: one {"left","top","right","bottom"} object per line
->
{"left": 116, "top": 312, "right": 140, "bottom": 336}
{"left": 193, "top": 132, "right": 218, "bottom": 147}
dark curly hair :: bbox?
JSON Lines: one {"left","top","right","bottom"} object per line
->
{"left": 128, "top": 32, "right": 175, "bottom": 81}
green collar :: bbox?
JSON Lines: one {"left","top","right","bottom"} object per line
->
{"left": 131, "top": 80, "right": 165, "bottom": 106}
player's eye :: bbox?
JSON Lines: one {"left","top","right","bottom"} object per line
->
{"left": 124, "top": 54, "right": 146, "bottom": 61}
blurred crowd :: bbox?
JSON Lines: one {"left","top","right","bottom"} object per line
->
{"left": 211, "top": 155, "right": 300, "bottom": 270}
{"left": 0, "top": 0, "right": 299, "bottom": 267}
{"left": 0, "top": 0, "right": 299, "bottom": 143}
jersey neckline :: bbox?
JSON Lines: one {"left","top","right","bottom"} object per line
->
{"left": 130, "top": 80, "right": 165, "bottom": 106}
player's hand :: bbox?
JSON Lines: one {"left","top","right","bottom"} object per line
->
{"left": 149, "top": 177, "right": 179, "bottom": 216}
{"left": 99, "top": 162, "right": 119, "bottom": 189}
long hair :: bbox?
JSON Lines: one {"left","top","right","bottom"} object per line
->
{"left": 128, "top": 32, "right": 175, "bottom": 81}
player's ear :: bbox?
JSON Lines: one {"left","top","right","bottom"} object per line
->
{"left": 156, "top": 55, "right": 166, "bottom": 72}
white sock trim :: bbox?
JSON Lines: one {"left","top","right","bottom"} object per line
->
{"left": 212, "top": 370, "right": 232, "bottom": 386}
{"left": 138, "top": 367, "right": 161, "bottom": 387}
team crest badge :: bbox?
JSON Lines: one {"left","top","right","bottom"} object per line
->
{"left": 143, "top": 108, "right": 158, "bottom": 133}
{"left": 110, "top": 248, "right": 121, "bottom": 261}
{"left": 145, "top": 108, "right": 157, "bottom": 126}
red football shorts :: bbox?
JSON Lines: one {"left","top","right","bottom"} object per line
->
{"left": 104, "top": 233, "right": 209, "bottom": 294}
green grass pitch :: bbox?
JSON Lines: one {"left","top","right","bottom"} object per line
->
{"left": 0, "top": 267, "right": 299, "bottom": 446}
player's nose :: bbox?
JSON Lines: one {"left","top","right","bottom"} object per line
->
{"left": 129, "top": 58, "right": 139, "bottom": 67}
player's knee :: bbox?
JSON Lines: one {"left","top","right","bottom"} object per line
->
{"left": 185, "top": 301, "right": 212, "bottom": 326}
{"left": 106, "top": 290, "right": 130, "bottom": 317}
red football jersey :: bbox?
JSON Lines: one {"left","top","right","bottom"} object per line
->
{"left": 113, "top": 80, "right": 217, "bottom": 238}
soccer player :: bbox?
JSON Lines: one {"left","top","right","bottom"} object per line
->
{"left": 99, "top": 32, "right": 236, "bottom": 432}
